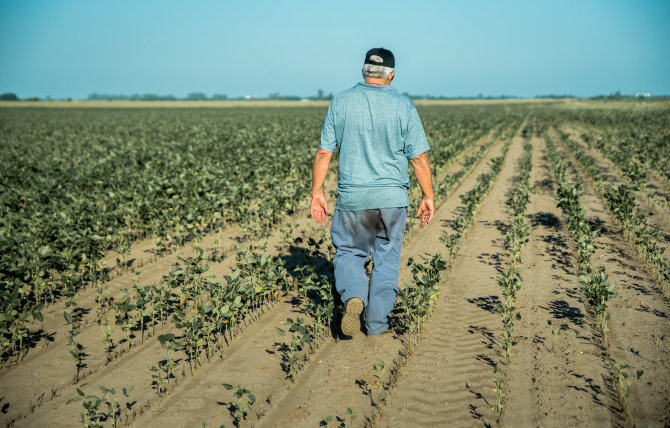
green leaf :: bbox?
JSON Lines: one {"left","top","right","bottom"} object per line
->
{"left": 123, "top": 385, "right": 134, "bottom": 397}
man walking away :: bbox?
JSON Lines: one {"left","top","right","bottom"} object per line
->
{"left": 311, "top": 47, "right": 435, "bottom": 337}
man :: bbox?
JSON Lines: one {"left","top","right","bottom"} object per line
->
{"left": 311, "top": 47, "right": 434, "bottom": 337}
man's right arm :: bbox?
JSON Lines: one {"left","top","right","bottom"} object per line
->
{"left": 410, "top": 152, "right": 434, "bottom": 226}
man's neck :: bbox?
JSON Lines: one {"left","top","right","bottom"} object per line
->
{"left": 364, "top": 77, "right": 390, "bottom": 85}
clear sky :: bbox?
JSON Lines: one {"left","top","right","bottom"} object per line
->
{"left": 1, "top": 0, "right": 668, "bottom": 99}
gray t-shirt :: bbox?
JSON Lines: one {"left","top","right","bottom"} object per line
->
{"left": 319, "top": 82, "right": 430, "bottom": 211}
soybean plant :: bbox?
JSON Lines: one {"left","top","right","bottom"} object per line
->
{"left": 173, "top": 306, "right": 205, "bottom": 375}
{"left": 222, "top": 383, "right": 256, "bottom": 427}
{"left": 276, "top": 317, "right": 312, "bottom": 381}
{"left": 373, "top": 360, "right": 386, "bottom": 394}
{"left": 97, "top": 317, "right": 114, "bottom": 363}
{"left": 151, "top": 333, "right": 181, "bottom": 396}
{"left": 323, "top": 408, "right": 357, "bottom": 428}
{"left": 580, "top": 268, "right": 617, "bottom": 333}
{"left": 607, "top": 358, "right": 642, "bottom": 401}
{"left": 64, "top": 311, "right": 85, "bottom": 381}
{"left": 492, "top": 376, "right": 505, "bottom": 415}
{"left": 342, "top": 407, "right": 357, "bottom": 428}
{"left": 650, "top": 332, "right": 665, "bottom": 349}
{"left": 114, "top": 288, "right": 136, "bottom": 351}
{"left": 73, "top": 385, "right": 134, "bottom": 428}
{"left": 547, "top": 319, "right": 568, "bottom": 351}
{"left": 133, "top": 284, "right": 153, "bottom": 343}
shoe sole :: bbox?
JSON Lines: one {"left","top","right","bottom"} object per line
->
{"left": 341, "top": 298, "right": 364, "bottom": 336}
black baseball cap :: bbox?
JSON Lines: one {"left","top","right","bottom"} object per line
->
{"left": 364, "top": 47, "right": 395, "bottom": 68}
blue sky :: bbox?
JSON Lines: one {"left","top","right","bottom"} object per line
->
{"left": 1, "top": 0, "right": 668, "bottom": 98}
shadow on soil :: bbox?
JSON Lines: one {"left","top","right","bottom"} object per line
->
{"left": 468, "top": 325, "right": 497, "bottom": 350}
{"left": 465, "top": 383, "right": 493, "bottom": 428}
{"left": 477, "top": 252, "right": 506, "bottom": 268}
{"left": 543, "top": 299, "right": 585, "bottom": 326}
{"left": 467, "top": 296, "right": 501, "bottom": 314}
{"left": 635, "top": 304, "right": 668, "bottom": 319}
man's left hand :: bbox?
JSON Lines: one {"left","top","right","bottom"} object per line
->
{"left": 311, "top": 194, "right": 330, "bottom": 224}
{"left": 415, "top": 197, "right": 434, "bottom": 226}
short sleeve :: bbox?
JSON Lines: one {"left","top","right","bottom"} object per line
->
{"left": 319, "top": 101, "right": 337, "bottom": 152}
{"left": 403, "top": 102, "right": 430, "bottom": 159}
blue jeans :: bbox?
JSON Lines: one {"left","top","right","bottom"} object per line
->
{"left": 330, "top": 207, "right": 408, "bottom": 336}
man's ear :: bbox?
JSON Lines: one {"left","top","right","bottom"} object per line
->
{"left": 389, "top": 71, "right": 395, "bottom": 82}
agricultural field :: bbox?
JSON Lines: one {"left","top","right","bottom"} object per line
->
{"left": 0, "top": 100, "right": 669, "bottom": 427}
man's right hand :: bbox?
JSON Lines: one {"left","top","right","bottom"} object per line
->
{"left": 311, "top": 194, "right": 330, "bottom": 224}
{"left": 415, "top": 197, "right": 434, "bottom": 226}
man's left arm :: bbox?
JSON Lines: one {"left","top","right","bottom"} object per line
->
{"left": 311, "top": 147, "right": 333, "bottom": 224}
{"left": 410, "top": 152, "right": 434, "bottom": 226}
{"left": 404, "top": 101, "right": 433, "bottom": 226}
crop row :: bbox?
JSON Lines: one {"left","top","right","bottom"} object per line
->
{"left": 554, "top": 130, "right": 670, "bottom": 293}
{"left": 551, "top": 106, "right": 670, "bottom": 185}
{"left": 543, "top": 132, "right": 617, "bottom": 333}
{"left": 491, "top": 129, "right": 533, "bottom": 416}
{"left": 542, "top": 127, "right": 659, "bottom": 414}
{"left": 439, "top": 143, "right": 510, "bottom": 258}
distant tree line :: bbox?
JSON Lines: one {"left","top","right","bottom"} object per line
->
{"left": 404, "top": 93, "right": 523, "bottom": 100}
{"left": 1, "top": 90, "right": 667, "bottom": 102}
{"left": 88, "top": 89, "right": 334, "bottom": 101}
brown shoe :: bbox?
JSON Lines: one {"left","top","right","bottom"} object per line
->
{"left": 341, "top": 297, "right": 364, "bottom": 336}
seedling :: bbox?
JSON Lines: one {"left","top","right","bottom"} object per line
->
{"left": 547, "top": 319, "right": 567, "bottom": 351}
{"left": 222, "top": 383, "right": 256, "bottom": 427}
{"left": 650, "top": 331, "right": 665, "bottom": 349}
{"left": 608, "top": 358, "right": 631, "bottom": 400}
{"left": 338, "top": 407, "right": 357, "bottom": 428}
{"left": 64, "top": 311, "right": 85, "bottom": 381}
{"left": 373, "top": 360, "right": 386, "bottom": 394}
{"left": 98, "top": 317, "right": 114, "bottom": 363}
{"left": 114, "top": 288, "right": 136, "bottom": 351}
{"left": 277, "top": 317, "right": 312, "bottom": 380}
{"left": 580, "top": 269, "right": 617, "bottom": 333}
{"left": 152, "top": 333, "right": 180, "bottom": 395}
{"left": 73, "top": 384, "right": 133, "bottom": 428}
{"left": 492, "top": 377, "right": 504, "bottom": 415}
